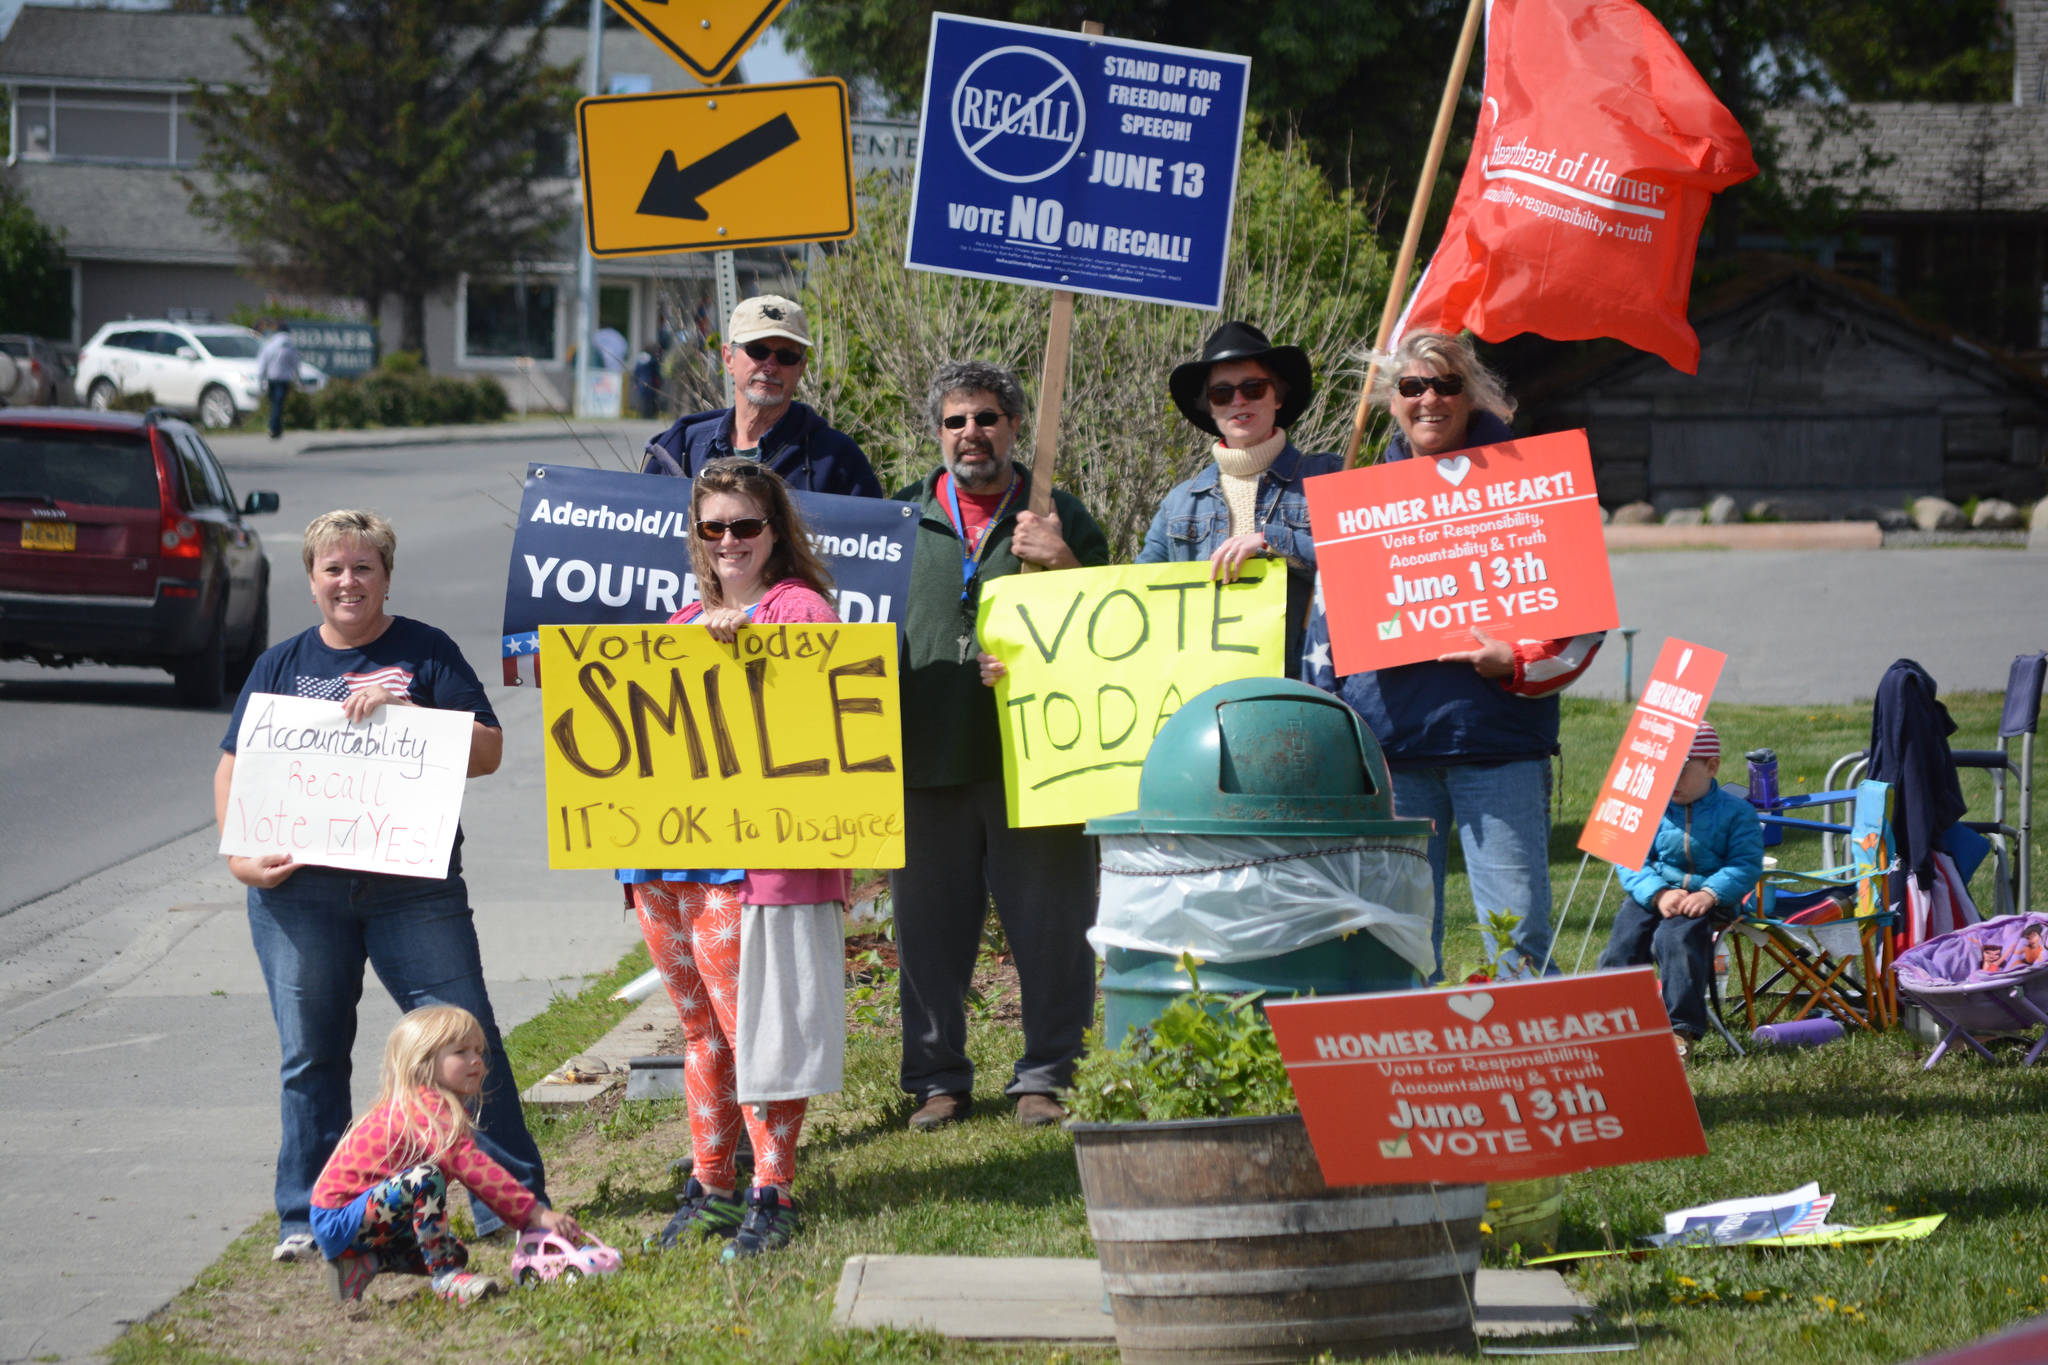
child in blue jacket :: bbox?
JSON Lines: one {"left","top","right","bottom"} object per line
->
{"left": 1598, "top": 724, "right": 1765, "bottom": 1051}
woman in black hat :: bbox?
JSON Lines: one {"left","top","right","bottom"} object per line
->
{"left": 1137, "top": 321, "right": 1340, "bottom": 675}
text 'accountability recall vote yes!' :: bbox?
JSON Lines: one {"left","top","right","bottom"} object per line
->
{"left": 219, "top": 694, "right": 476, "bottom": 880}
{"left": 976, "top": 560, "right": 1284, "bottom": 828}
{"left": 539, "top": 622, "right": 903, "bottom": 870}
{"left": 1303, "top": 430, "right": 1619, "bottom": 676}
{"left": 1265, "top": 970, "right": 1707, "bottom": 1187}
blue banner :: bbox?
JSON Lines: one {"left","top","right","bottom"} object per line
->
{"left": 500, "top": 463, "right": 918, "bottom": 685}
{"left": 904, "top": 15, "right": 1250, "bottom": 311}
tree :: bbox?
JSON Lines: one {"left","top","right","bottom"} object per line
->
{"left": 778, "top": 0, "right": 1470, "bottom": 202}
{"left": 184, "top": 0, "right": 579, "bottom": 364}
{"left": 797, "top": 131, "right": 1389, "bottom": 558}
{"left": 0, "top": 181, "right": 73, "bottom": 338}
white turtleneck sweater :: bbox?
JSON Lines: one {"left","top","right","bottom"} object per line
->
{"left": 1210, "top": 430, "right": 1287, "bottom": 539}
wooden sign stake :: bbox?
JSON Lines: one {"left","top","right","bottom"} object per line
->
{"left": 1343, "top": 0, "right": 1484, "bottom": 468}
{"left": 1022, "top": 18, "right": 1104, "bottom": 568}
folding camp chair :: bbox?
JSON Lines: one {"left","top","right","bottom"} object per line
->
{"left": 1825, "top": 652, "right": 2043, "bottom": 916}
{"left": 1726, "top": 781, "right": 1901, "bottom": 1032}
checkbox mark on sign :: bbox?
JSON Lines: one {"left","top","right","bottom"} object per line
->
{"left": 1377, "top": 616, "right": 1402, "bottom": 641}
{"left": 1379, "top": 1136, "right": 1412, "bottom": 1159}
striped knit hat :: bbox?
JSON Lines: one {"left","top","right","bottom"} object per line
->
{"left": 1689, "top": 723, "right": 1721, "bottom": 762}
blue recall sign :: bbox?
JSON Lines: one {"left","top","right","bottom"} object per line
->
{"left": 904, "top": 14, "right": 1250, "bottom": 311}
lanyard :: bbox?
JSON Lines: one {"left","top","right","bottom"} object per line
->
{"left": 942, "top": 471, "right": 1023, "bottom": 602}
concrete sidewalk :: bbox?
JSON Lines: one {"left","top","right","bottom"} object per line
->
{"left": 0, "top": 684, "right": 642, "bottom": 1365}
{"left": 206, "top": 416, "right": 654, "bottom": 462}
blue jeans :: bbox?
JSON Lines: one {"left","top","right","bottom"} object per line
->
{"left": 1597, "top": 895, "right": 1715, "bottom": 1037}
{"left": 246, "top": 868, "right": 545, "bottom": 1238}
{"left": 1392, "top": 760, "right": 1554, "bottom": 981}
{"left": 266, "top": 380, "right": 291, "bottom": 437}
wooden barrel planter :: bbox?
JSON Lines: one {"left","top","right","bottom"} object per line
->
{"left": 1071, "top": 1113, "right": 1484, "bottom": 1363}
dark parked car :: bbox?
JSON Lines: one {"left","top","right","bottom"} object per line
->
{"left": 0, "top": 407, "right": 279, "bottom": 706}
{"left": 0, "top": 334, "right": 78, "bottom": 407}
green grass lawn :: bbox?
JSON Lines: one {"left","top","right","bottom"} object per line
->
{"left": 111, "top": 692, "right": 2045, "bottom": 1364}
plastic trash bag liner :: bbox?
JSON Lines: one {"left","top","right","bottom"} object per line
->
{"left": 1089, "top": 832, "right": 1434, "bottom": 976}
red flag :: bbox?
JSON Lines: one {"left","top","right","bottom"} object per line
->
{"left": 1399, "top": 0, "right": 1757, "bottom": 373}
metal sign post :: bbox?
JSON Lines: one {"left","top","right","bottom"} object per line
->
{"left": 714, "top": 248, "right": 740, "bottom": 406}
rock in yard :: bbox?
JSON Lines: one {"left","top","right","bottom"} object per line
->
{"left": 1973, "top": 498, "right": 2024, "bottom": 530}
{"left": 1705, "top": 494, "right": 1739, "bottom": 524}
{"left": 1610, "top": 501, "right": 1658, "bottom": 525}
{"left": 2031, "top": 498, "right": 2048, "bottom": 551}
{"left": 1663, "top": 506, "right": 1705, "bottom": 526}
{"left": 1912, "top": 497, "right": 1966, "bottom": 531}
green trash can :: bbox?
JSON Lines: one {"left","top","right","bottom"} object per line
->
{"left": 1086, "top": 677, "right": 1434, "bottom": 1043}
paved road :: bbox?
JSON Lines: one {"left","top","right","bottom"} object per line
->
{"left": 0, "top": 435, "right": 642, "bottom": 1363}
{"left": 0, "top": 427, "right": 2041, "bottom": 1362}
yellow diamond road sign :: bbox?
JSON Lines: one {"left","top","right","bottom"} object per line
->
{"left": 602, "top": 0, "right": 791, "bottom": 84}
{"left": 577, "top": 79, "right": 856, "bottom": 257}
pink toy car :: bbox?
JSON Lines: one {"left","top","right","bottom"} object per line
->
{"left": 510, "top": 1228, "right": 622, "bottom": 1287}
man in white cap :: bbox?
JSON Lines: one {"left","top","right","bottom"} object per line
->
{"left": 642, "top": 294, "right": 881, "bottom": 497}
{"left": 1596, "top": 722, "right": 1764, "bottom": 1055}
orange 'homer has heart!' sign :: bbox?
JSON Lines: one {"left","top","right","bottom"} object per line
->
{"left": 1578, "top": 637, "right": 1728, "bottom": 871}
{"left": 1304, "top": 429, "right": 1617, "bottom": 675}
{"left": 1265, "top": 970, "right": 1706, "bottom": 1186}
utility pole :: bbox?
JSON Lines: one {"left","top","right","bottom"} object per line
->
{"left": 571, "top": 0, "right": 602, "bottom": 416}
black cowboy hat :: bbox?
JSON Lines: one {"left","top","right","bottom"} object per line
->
{"left": 1168, "top": 321, "right": 1315, "bottom": 437}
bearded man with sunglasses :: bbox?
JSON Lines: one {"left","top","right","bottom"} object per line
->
{"left": 1303, "top": 329, "right": 1604, "bottom": 983}
{"left": 642, "top": 295, "right": 882, "bottom": 498}
{"left": 889, "top": 359, "right": 1109, "bottom": 1133}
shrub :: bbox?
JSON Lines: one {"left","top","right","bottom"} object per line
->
{"left": 283, "top": 389, "right": 317, "bottom": 430}
{"left": 378, "top": 350, "right": 424, "bottom": 376}
{"left": 797, "top": 126, "right": 1389, "bottom": 559}
{"left": 360, "top": 372, "right": 417, "bottom": 427}
{"left": 314, "top": 380, "right": 371, "bottom": 429}
{"left": 419, "top": 375, "right": 479, "bottom": 425}
{"left": 1066, "top": 958, "right": 1297, "bottom": 1123}
{"left": 108, "top": 388, "right": 159, "bottom": 413}
{"left": 470, "top": 374, "right": 510, "bottom": 422}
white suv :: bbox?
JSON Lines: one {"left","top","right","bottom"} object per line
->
{"left": 76, "top": 321, "right": 327, "bottom": 429}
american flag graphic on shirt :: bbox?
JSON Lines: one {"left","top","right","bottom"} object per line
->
{"left": 294, "top": 665, "right": 416, "bottom": 702}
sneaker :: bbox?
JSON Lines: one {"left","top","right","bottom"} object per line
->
{"left": 655, "top": 1177, "right": 745, "bottom": 1247}
{"left": 323, "top": 1250, "right": 379, "bottom": 1302}
{"left": 430, "top": 1269, "right": 504, "bottom": 1304}
{"left": 1014, "top": 1093, "right": 1066, "bottom": 1128}
{"left": 721, "top": 1186, "right": 799, "bottom": 1261}
{"left": 908, "top": 1091, "right": 971, "bottom": 1131}
{"left": 272, "top": 1233, "right": 318, "bottom": 1264}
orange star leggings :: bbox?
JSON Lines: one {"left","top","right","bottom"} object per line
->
{"left": 630, "top": 881, "right": 804, "bottom": 1191}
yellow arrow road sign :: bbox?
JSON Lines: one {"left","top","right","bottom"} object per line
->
{"left": 601, "top": 0, "right": 791, "bottom": 83}
{"left": 577, "top": 79, "right": 856, "bottom": 257}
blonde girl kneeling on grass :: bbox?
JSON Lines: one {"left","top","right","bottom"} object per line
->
{"left": 631, "top": 458, "right": 849, "bottom": 1261}
{"left": 310, "top": 1005, "right": 581, "bottom": 1303}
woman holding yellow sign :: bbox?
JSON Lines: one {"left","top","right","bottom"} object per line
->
{"left": 1138, "top": 321, "right": 1340, "bottom": 675}
{"left": 627, "top": 459, "right": 848, "bottom": 1262}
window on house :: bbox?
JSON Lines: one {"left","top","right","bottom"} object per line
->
{"left": 464, "top": 280, "right": 559, "bottom": 360}
{"left": 14, "top": 86, "right": 189, "bottom": 164}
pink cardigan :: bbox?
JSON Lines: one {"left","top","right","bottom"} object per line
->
{"left": 673, "top": 579, "right": 853, "bottom": 909}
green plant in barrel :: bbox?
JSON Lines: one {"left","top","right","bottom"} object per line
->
{"left": 1067, "top": 954, "right": 1298, "bottom": 1123}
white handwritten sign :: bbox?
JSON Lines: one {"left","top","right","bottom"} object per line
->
{"left": 219, "top": 693, "right": 475, "bottom": 878}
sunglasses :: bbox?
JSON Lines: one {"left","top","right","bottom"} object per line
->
{"left": 695, "top": 517, "right": 770, "bottom": 541}
{"left": 1207, "top": 378, "right": 1274, "bottom": 406}
{"left": 1396, "top": 374, "right": 1465, "bottom": 399}
{"left": 741, "top": 341, "right": 805, "bottom": 366}
{"left": 942, "top": 410, "right": 1005, "bottom": 430}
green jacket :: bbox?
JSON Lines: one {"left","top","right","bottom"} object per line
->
{"left": 894, "top": 462, "right": 1111, "bottom": 789}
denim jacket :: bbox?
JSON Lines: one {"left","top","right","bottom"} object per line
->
{"left": 1137, "top": 440, "right": 1339, "bottom": 675}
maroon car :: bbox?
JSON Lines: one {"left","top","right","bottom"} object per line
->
{"left": 0, "top": 407, "right": 278, "bottom": 705}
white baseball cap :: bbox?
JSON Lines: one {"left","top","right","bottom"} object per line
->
{"left": 727, "top": 295, "right": 813, "bottom": 349}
